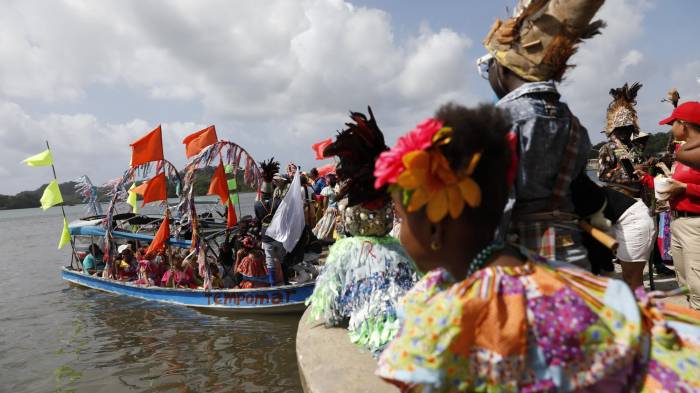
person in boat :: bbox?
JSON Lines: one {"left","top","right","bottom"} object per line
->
{"left": 307, "top": 107, "right": 419, "bottom": 354}
{"left": 476, "top": 0, "right": 606, "bottom": 269}
{"left": 312, "top": 173, "right": 339, "bottom": 242}
{"left": 116, "top": 244, "right": 138, "bottom": 280}
{"left": 261, "top": 173, "right": 291, "bottom": 286}
{"left": 309, "top": 167, "right": 327, "bottom": 195}
{"left": 81, "top": 243, "right": 105, "bottom": 275}
{"left": 234, "top": 248, "right": 282, "bottom": 289}
{"left": 209, "top": 262, "right": 223, "bottom": 289}
{"left": 374, "top": 102, "right": 700, "bottom": 392}
{"left": 300, "top": 172, "right": 317, "bottom": 228}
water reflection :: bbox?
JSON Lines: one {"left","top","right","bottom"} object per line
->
{"left": 55, "top": 288, "right": 302, "bottom": 392}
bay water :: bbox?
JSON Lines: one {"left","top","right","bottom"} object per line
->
{"left": 0, "top": 194, "right": 303, "bottom": 393}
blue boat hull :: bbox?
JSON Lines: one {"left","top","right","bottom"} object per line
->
{"left": 61, "top": 267, "right": 314, "bottom": 314}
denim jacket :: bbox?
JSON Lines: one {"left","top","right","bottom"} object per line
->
{"left": 497, "top": 81, "right": 592, "bottom": 217}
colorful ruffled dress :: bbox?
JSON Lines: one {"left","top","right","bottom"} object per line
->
{"left": 307, "top": 201, "right": 419, "bottom": 353}
{"left": 376, "top": 261, "right": 700, "bottom": 392}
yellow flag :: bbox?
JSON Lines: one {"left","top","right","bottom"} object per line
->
{"left": 127, "top": 183, "right": 139, "bottom": 214}
{"left": 40, "top": 180, "right": 64, "bottom": 210}
{"left": 22, "top": 149, "right": 53, "bottom": 167}
{"left": 58, "top": 218, "right": 71, "bottom": 249}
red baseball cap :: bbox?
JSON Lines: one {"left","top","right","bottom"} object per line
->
{"left": 659, "top": 101, "right": 700, "bottom": 125}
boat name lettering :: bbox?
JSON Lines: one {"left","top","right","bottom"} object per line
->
{"left": 206, "top": 289, "right": 296, "bottom": 306}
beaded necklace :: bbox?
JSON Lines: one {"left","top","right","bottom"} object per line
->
{"left": 464, "top": 242, "right": 504, "bottom": 279}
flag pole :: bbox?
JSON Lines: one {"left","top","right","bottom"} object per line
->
{"left": 45, "top": 140, "right": 81, "bottom": 269}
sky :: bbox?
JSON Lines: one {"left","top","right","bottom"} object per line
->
{"left": 2, "top": 0, "right": 699, "bottom": 195}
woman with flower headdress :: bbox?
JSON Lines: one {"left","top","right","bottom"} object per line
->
{"left": 374, "top": 103, "right": 700, "bottom": 392}
{"left": 306, "top": 107, "right": 419, "bottom": 354}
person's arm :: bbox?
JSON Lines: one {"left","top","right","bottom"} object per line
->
{"left": 676, "top": 140, "right": 700, "bottom": 171}
{"left": 667, "top": 178, "right": 700, "bottom": 198}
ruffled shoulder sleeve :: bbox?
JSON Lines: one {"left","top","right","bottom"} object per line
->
{"left": 376, "top": 268, "right": 529, "bottom": 392}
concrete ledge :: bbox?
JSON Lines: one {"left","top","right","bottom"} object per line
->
{"left": 296, "top": 308, "right": 397, "bottom": 393}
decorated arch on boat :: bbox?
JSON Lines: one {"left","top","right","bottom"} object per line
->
{"left": 177, "top": 139, "right": 263, "bottom": 250}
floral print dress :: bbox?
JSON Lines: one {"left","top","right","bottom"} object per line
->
{"left": 376, "top": 261, "right": 700, "bottom": 392}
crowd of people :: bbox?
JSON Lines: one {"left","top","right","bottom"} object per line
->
{"left": 74, "top": 0, "right": 700, "bottom": 390}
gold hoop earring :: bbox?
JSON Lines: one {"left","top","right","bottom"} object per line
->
{"left": 430, "top": 240, "right": 441, "bottom": 251}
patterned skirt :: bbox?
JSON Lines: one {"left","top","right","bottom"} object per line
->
{"left": 312, "top": 207, "right": 338, "bottom": 241}
{"left": 306, "top": 236, "right": 419, "bottom": 353}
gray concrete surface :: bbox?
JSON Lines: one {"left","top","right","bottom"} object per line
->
{"left": 296, "top": 309, "right": 397, "bottom": 393}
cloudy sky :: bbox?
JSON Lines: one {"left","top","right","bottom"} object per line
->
{"left": 2, "top": 0, "right": 699, "bottom": 195}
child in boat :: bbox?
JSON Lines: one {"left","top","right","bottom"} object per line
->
{"left": 306, "top": 108, "right": 419, "bottom": 354}
{"left": 374, "top": 103, "right": 700, "bottom": 392}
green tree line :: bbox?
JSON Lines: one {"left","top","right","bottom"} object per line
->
{"left": 0, "top": 166, "right": 256, "bottom": 211}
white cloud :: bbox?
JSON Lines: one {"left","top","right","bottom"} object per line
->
{"left": 670, "top": 61, "right": 700, "bottom": 99}
{"left": 0, "top": 0, "right": 474, "bottom": 194}
{"left": 559, "top": 0, "right": 651, "bottom": 141}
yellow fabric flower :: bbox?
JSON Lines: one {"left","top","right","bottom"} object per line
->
{"left": 397, "top": 148, "right": 482, "bottom": 223}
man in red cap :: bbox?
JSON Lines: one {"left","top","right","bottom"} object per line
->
{"left": 654, "top": 101, "right": 700, "bottom": 309}
{"left": 661, "top": 102, "right": 700, "bottom": 171}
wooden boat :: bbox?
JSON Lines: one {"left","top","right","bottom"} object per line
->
{"left": 62, "top": 135, "right": 318, "bottom": 314}
{"left": 62, "top": 267, "right": 314, "bottom": 313}
{"left": 64, "top": 223, "right": 315, "bottom": 313}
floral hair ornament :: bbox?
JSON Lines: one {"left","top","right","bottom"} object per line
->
{"left": 374, "top": 118, "right": 482, "bottom": 223}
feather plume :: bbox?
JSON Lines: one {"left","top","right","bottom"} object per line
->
{"left": 259, "top": 158, "right": 280, "bottom": 183}
{"left": 324, "top": 106, "right": 389, "bottom": 207}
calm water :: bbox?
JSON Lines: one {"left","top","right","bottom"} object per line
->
{"left": 0, "top": 194, "right": 303, "bottom": 393}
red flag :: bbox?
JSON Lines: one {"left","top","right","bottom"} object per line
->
{"left": 312, "top": 138, "right": 333, "bottom": 160}
{"left": 207, "top": 161, "right": 229, "bottom": 205}
{"left": 227, "top": 198, "right": 237, "bottom": 228}
{"left": 182, "top": 125, "right": 218, "bottom": 159}
{"left": 145, "top": 214, "right": 170, "bottom": 257}
{"left": 130, "top": 125, "right": 164, "bottom": 167}
{"left": 141, "top": 172, "right": 168, "bottom": 207}
{"left": 317, "top": 163, "right": 336, "bottom": 177}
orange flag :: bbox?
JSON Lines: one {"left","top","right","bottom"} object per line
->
{"left": 145, "top": 213, "right": 170, "bottom": 257}
{"left": 317, "top": 163, "right": 336, "bottom": 177}
{"left": 130, "top": 125, "right": 164, "bottom": 167}
{"left": 312, "top": 138, "right": 333, "bottom": 160}
{"left": 183, "top": 125, "right": 218, "bottom": 159}
{"left": 141, "top": 172, "right": 168, "bottom": 207}
{"left": 227, "top": 198, "right": 237, "bottom": 228}
{"left": 207, "top": 161, "right": 229, "bottom": 205}
{"left": 131, "top": 182, "right": 148, "bottom": 195}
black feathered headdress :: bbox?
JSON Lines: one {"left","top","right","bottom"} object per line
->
{"left": 323, "top": 106, "right": 389, "bottom": 207}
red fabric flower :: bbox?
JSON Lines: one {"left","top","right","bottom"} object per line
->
{"left": 374, "top": 118, "right": 444, "bottom": 189}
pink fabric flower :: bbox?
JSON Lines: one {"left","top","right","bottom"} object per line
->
{"left": 374, "top": 118, "right": 444, "bottom": 189}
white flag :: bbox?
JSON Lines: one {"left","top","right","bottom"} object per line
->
{"left": 266, "top": 170, "right": 305, "bottom": 252}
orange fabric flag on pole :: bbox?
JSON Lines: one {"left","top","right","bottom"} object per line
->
{"left": 183, "top": 125, "right": 218, "bottom": 159}
{"left": 227, "top": 198, "right": 237, "bottom": 228}
{"left": 130, "top": 125, "right": 164, "bottom": 167}
{"left": 141, "top": 172, "right": 168, "bottom": 207}
{"left": 130, "top": 181, "right": 148, "bottom": 196}
{"left": 312, "top": 138, "right": 333, "bottom": 160}
{"left": 317, "top": 163, "right": 336, "bottom": 177}
{"left": 207, "top": 161, "right": 229, "bottom": 205}
{"left": 145, "top": 213, "right": 170, "bottom": 257}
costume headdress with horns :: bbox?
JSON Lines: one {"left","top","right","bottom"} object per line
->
{"left": 483, "top": 0, "right": 606, "bottom": 82}
{"left": 605, "top": 82, "right": 642, "bottom": 135}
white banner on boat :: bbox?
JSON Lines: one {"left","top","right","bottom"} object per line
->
{"left": 266, "top": 170, "right": 305, "bottom": 252}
